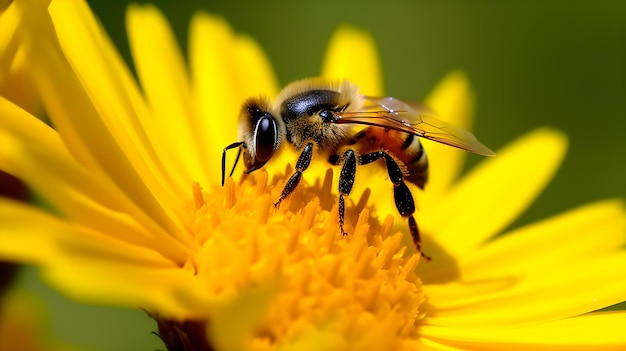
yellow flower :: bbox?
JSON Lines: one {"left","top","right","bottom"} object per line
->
{"left": 1, "top": 1, "right": 626, "bottom": 350}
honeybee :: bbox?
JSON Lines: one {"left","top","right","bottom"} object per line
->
{"left": 222, "top": 78, "right": 494, "bottom": 259}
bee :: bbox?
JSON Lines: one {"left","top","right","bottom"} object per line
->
{"left": 222, "top": 78, "right": 494, "bottom": 259}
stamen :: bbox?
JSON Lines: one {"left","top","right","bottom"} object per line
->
{"left": 255, "top": 169, "right": 268, "bottom": 195}
{"left": 183, "top": 171, "right": 425, "bottom": 346}
{"left": 224, "top": 177, "right": 236, "bottom": 208}
{"left": 192, "top": 182, "right": 205, "bottom": 209}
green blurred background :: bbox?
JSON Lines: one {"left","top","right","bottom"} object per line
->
{"left": 8, "top": 1, "right": 626, "bottom": 350}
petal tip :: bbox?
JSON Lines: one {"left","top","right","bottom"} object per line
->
{"left": 322, "top": 24, "right": 383, "bottom": 95}
{"left": 530, "top": 126, "right": 569, "bottom": 154}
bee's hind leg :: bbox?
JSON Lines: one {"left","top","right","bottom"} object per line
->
{"left": 274, "top": 142, "right": 314, "bottom": 207}
{"left": 358, "top": 150, "right": 431, "bottom": 261}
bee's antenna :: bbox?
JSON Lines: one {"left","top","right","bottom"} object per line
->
{"left": 222, "top": 142, "right": 245, "bottom": 186}
{"left": 229, "top": 146, "right": 243, "bottom": 178}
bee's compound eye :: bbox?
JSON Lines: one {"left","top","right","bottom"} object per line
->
{"left": 254, "top": 115, "right": 277, "bottom": 162}
{"left": 318, "top": 109, "right": 331, "bottom": 121}
{"left": 319, "top": 109, "right": 338, "bottom": 123}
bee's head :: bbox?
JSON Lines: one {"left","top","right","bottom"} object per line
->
{"left": 222, "top": 97, "right": 283, "bottom": 186}
{"left": 238, "top": 96, "right": 284, "bottom": 174}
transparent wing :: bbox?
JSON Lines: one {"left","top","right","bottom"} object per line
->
{"left": 334, "top": 96, "right": 495, "bottom": 156}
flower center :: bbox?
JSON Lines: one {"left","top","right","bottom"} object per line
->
{"left": 174, "top": 169, "right": 426, "bottom": 347}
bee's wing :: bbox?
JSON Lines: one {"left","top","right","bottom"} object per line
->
{"left": 335, "top": 96, "right": 495, "bottom": 156}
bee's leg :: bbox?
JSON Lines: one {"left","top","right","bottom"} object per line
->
{"left": 359, "top": 150, "right": 431, "bottom": 261}
{"left": 274, "top": 142, "right": 314, "bottom": 207}
{"left": 337, "top": 149, "right": 357, "bottom": 235}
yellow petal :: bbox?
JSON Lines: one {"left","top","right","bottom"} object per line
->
{"left": 18, "top": 0, "right": 183, "bottom": 236}
{"left": 189, "top": 13, "right": 278, "bottom": 185}
{"left": 126, "top": 4, "right": 208, "bottom": 183}
{"left": 462, "top": 199, "right": 626, "bottom": 279}
{"left": 0, "top": 201, "right": 200, "bottom": 319}
{"left": 0, "top": 129, "right": 193, "bottom": 262}
{"left": 48, "top": 1, "right": 189, "bottom": 202}
{"left": 421, "top": 128, "right": 567, "bottom": 257}
{"left": 0, "top": 101, "right": 193, "bottom": 262}
{"left": 189, "top": 14, "right": 240, "bottom": 175}
{"left": 0, "top": 97, "right": 66, "bottom": 155}
{"left": 423, "top": 277, "right": 518, "bottom": 309}
{"left": 232, "top": 34, "right": 279, "bottom": 103}
{"left": 321, "top": 25, "right": 383, "bottom": 96}
{"left": 0, "top": 201, "right": 226, "bottom": 320}
{"left": 421, "top": 312, "right": 626, "bottom": 350}
{"left": 421, "top": 71, "right": 477, "bottom": 202}
{"left": 0, "top": 1, "right": 21, "bottom": 82}
{"left": 0, "top": 1, "right": 40, "bottom": 115}
{"left": 0, "top": 200, "right": 206, "bottom": 318}
{"left": 0, "top": 198, "right": 174, "bottom": 268}
{"left": 42, "top": 260, "right": 202, "bottom": 318}
{"left": 427, "top": 253, "right": 626, "bottom": 327}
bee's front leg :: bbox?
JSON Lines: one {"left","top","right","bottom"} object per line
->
{"left": 274, "top": 142, "right": 314, "bottom": 207}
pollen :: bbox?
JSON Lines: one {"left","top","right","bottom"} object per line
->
{"left": 186, "top": 169, "right": 426, "bottom": 347}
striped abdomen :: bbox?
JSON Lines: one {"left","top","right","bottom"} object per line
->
{"left": 348, "top": 127, "right": 429, "bottom": 189}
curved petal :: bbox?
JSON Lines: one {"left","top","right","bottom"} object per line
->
{"left": 425, "top": 200, "right": 626, "bottom": 311}
{"left": 0, "top": 97, "right": 66, "bottom": 155}
{"left": 0, "top": 198, "right": 174, "bottom": 267}
{"left": 461, "top": 199, "right": 626, "bottom": 279}
{"left": 0, "top": 201, "right": 208, "bottom": 319}
{"left": 232, "top": 35, "right": 279, "bottom": 103}
{"left": 426, "top": 252, "right": 626, "bottom": 327}
{"left": 17, "top": 0, "right": 184, "bottom": 235}
{"left": 189, "top": 13, "right": 240, "bottom": 180}
{"left": 321, "top": 25, "right": 383, "bottom": 96}
{"left": 421, "top": 128, "right": 568, "bottom": 257}
{"left": 0, "top": 98, "right": 194, "bottom": 261}
{"left": 0, "top": 1, "right": 40, "bottom": 115}
{"left": 127, "top": 4, "right": 208, "bottom": 184}
{"left": 41, "top": 259, "right": 203, "bottom": 319}
{"left": 421, "top": 312, "right": 626, "bottom": 351}
{"left": 48, "top": 1, "right": 188, "bottom": 203}
{"left": 0, "top": 4, "right": 23, "bottom": 82}
{"left": 0, "top": 122, "right": 193, "bottom": 263}
{"left": 423, "top": 277, "right": 518, "bottom": 310}
{"left": 0, "top": 200, "right": 232, "bottom": 321}
{"left": 189, "top": 13, "right": 278, "bottom": 185}
{"left": 0, "top": 1, "right": 21, "bottom": 80}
